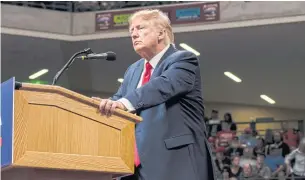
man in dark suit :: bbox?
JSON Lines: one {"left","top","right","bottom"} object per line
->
{"left": 96, "top": 9, "right": 215, "bottom": 180}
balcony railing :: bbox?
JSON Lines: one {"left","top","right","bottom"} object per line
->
{"left": 1, "top": 1, "right": 193, "bottom": 12}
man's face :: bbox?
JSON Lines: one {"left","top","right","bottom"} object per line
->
{"left": 224, "top": 114, "right": 229, "bottom": 121}
{"left": 243, "top": 164, "right": 252, "bottom": 176}
{"left": 129, "top": 17, "right": 160, "bottom": 54}
{"left": 232, "top": 156, "right": 240, "bottom": 166}
{"left": 211, "top": 112, "right": 218, "bottom": 119}
{"left": 257, "top": 155, "right": 264, "bottom": 165}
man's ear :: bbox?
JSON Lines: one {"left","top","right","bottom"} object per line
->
{"left": 158, "top": 29, "right": 166, "bottom": 41}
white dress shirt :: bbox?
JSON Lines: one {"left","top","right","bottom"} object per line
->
{"left": 285, "top": 149, "right": 305, "bottom": 176}
{"left": 118, "top": 44, "right": 170, "bottom": 112}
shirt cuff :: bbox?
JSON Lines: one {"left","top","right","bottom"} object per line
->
{"left": 117, "top": 98, "right": 135, "bottom": 112}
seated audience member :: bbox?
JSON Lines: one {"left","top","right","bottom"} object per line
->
{"left": 225, "top": 137, "right": 243, "bottom": 157}
{"left": 241, "top": 164, "right": 256, "bottom": 179}
{"left": 239, "top": 147, "right": 256, "bottom": 167}
{"left": 218, "top": 113, "right": 237, "bottom": 132}
{"left": 264, "top": 141, "right": 286, "bottom": 178}
{"left": 282, "top": 122, "right": 303, "bottom": 150}
{"left": 265, "top": 131, "right": 290, "bottom": 157}
{"left": 215, "top": 147, "right": 231, "bottom": 174}
{"left": 207, "top": 110, "right": 221, "bottom": 137}
{"left": 253, "top": 137, "right": 266, "bottom": 157}
{"left": 228, "top": 155, "right": 243, "bottom": 179}
{"left": 239, "top": 128, "right": 257, "bottom": 148}
{"left": 215, "top": 126, "right": 236, "bottom": 150}
{"left": 285, "top": 137, "right": 305, "bottom": 179}
{"left": 253, "top": 153, "right": 272, "bottom": 179}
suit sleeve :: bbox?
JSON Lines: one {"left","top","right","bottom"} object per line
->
{"left": 123, "top": 51, "right": 198, "bottom": 110}
{"left": 110, "top": 84, "right": 124, "bottom": 101}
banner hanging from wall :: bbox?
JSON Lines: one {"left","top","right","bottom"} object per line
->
{"left": 95, "top": 2, "right": 220, "bottom": 31}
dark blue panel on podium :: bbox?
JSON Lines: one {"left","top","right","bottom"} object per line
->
{"left": 1, "top": 77, "right": 15, "bottom": 168}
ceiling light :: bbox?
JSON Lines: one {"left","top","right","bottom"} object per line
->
{"left": 29, "top": 69, "right": 49, "bottom": 79}
{"left": 260, "top": 94, "right": 276, "bottom": 104}
{"left": 179, "top": 43, "right": 200, "bottom": 56}
{"left": 224, "top": 71, "right": 242, "bottom": 83}
{"left": 117, "top": 78, "right": 124, "bottom": 83}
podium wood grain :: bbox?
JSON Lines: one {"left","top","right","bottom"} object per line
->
{"left": 2, "top": 83, "right": 141, "bottom": 180}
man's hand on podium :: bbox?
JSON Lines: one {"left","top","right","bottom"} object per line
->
{"left": 92, "top": 97, "right": 127, "bottom": 117}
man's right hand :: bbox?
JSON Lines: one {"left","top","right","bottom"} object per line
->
{"left": 92, "top": 97, "right": 127, "bottom": 117}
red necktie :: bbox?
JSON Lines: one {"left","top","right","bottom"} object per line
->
{"left": 141, "top": 62, "right": 153, "bottom": 85}
{"left": 134, "top": 62, "right": 153, "bottom": 167}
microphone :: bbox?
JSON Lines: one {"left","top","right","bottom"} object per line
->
{"left": 51, "top": 48, "right": 93, "bottom": 85}
{"left": 80, "top": 51, "right": 116, "bottom": 61}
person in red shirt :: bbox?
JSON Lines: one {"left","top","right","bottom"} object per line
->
{"left": 215, "top": 126, "right": 236, "bottom": 150}
{"left": 282, "top": 122, "right": 303, "bottom": 150}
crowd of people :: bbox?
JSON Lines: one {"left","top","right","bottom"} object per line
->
{"left": 205, "top": 110, "right": 305, "bottom": 180}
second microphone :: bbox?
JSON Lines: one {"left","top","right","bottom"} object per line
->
{"left": 80, "top": 51, "right": 116, "bottom": 61}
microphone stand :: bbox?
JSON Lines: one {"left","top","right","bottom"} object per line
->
{"left": 52, "top": 48, "right": 93, "bottom": 85}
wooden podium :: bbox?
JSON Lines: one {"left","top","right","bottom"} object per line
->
{"left": 1, "top": 82, "right": 142, "bottom": 180}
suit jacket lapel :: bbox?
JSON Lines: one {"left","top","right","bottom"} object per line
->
{"left": 130, "top": 59, "right": 144, "bottom": 90}
{"left": 152, "top": 44, "right": 178, "bottom": 78}
{"left": 130, "top": 44, "right": 177, "bottom": 89}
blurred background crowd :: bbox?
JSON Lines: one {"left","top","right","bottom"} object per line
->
{"left": 205, "top": 110, "right": 305, "bottom": 180}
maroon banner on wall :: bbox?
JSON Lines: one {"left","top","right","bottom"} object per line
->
{"left": 95, "top": 2, "right": 220, "bottom": 32}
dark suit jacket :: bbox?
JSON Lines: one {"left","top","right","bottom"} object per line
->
{"left": 112, "top": 45, "right": 216, "bottom": 180}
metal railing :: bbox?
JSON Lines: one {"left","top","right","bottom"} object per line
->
{"left": 1, "top": 1, "right": 193, "bottom": 12}
{"left": 234, "top": 119, "right": 304, "bottom": 136}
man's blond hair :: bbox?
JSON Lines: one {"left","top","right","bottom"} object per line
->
{"left": 128, "top": 9, "right": 174, "bottom": 45}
